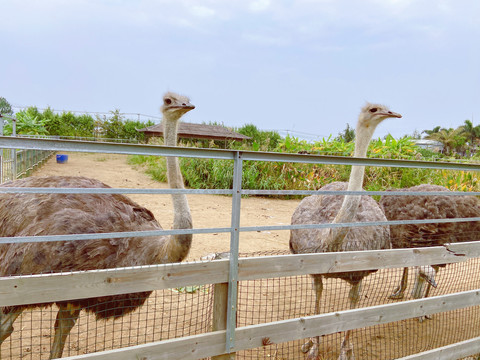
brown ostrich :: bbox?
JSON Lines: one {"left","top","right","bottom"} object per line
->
{"left": 290, "top": 103, "right": 401, "bottom": 360}
{"left": 0, "top": 92, "right": 194, "bottom": 359}
{"left": 379, "top": 184, "right": 480, "bottom": 303}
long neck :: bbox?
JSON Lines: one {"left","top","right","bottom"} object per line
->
{"left": 326, "top": 124, "right": 375, "bottom": 251}
{"left": 163, "top": 118, "right": 193, "bottom": 261}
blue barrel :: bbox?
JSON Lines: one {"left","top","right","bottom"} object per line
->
{"left": 56, "top": 154, "right": 68, "bottom": 163}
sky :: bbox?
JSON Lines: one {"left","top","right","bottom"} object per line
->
{"left": 1, "top": 0, "right": 479, "bottom": 140}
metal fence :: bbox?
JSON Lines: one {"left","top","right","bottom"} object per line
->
{"left": 0, "top": 147, "right": 53, "bottom": 183}
{"left": 0, "top": 136, "right": 480, "bottom": 359}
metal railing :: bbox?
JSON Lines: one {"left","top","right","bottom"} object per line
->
{"left": 0, "top": 136, "right": 480, "bottom": 359}
{"left": 0, "top": 147, "right": 53, "bottom": 183}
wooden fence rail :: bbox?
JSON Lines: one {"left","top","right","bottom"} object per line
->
{"left": 1, "top": 241, "right": 478, "bottom": 307}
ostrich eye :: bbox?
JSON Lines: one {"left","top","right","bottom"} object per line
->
{"left": 165, "top": 98, "right": 172, "bottom": 105}
{"left": 369, "top": 108, "right": 378, "bottom": 113}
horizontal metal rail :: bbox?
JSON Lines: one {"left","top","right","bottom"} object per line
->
{"left": 2, "top": 136, "right": 480, "bottom": 171}
{"left": 0, "top": 187, "right": 233, "bottom": 195}
{"left": 241, "top": 189, "right": 480, "bottom": 196}
{"left": 2, "top": 187, "right": 480, "bottom": 197}
{"left": 2, "top": 217, "right": 480, "bottom": 245}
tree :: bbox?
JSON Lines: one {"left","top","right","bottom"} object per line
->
{"left": 425, "top": 127, "right": 467, "bottom": 156}
{"left": 3, "top": 107, "right": 48, "bottom": 135}
{"left": 237, "top": 123, "right": 282, "bottom": 151}
{"left": 126, "top": 119, "right": 154, "bottom": 142}
{"left": 0, "top": 97, "right": 13, "bottom": 135}
{"left": 410, "top": 129, "right": 422, "bottom": 139}
{"left": 102, "top": 109, "right": 125, "bottom": 139}
{"left": 0, "top": 97, "right": 13, "bottom": 116}
{"left": 422, "top": 126, "right": 442, "bottom": 136}
{"left": 461, "top": 119, "right": 480, "bottom": 146}
{"left": 335, "top": 123, "right": 355, "bottom": 142}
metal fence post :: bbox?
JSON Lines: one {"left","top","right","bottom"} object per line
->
{"left": 225, "top": 151, "right": 243, "bottom": 355}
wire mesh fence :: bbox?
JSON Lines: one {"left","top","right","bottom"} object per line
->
{"left": 1, "top": 250, "right": 479, "bottom": 360}
{"left": 235, "top": 251, "right": 480, "bottom": 360}
{"left": 1, "top": 284, "right": 215, "bottom": 359}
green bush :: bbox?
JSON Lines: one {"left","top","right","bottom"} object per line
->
{"left": 6, "top": 106, "right": 153, "bottom": 141}
{"left": 129, "top": 135, "right": 480, "bottom": 196}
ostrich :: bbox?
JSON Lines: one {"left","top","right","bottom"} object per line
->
{"left": 379, "top": 184, "right": 480, "bottom": 302}
{"left": 0, "top": 92, "right": 194, "bottom": 359}
{"left": 290, "top": 103, "right": 401, "bottom": 360}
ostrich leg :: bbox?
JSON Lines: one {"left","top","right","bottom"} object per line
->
{"left": 0, "top": 310, "right": 23, "bottom": 348}
{"left": 389, "top": 267, "right": 408, "bottom": 299}
{"left": 301, "top": 276, "right": 323, "bottom": 359}
{"left": 411, "top": 266, "right": 438, "bottom": 323}
{"left": 50, "top": 304, "right": 81, "bottom": 359}
{"left": 338, "top": 281, "right": 362, "bottom": 360}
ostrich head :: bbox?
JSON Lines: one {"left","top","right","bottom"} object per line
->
{"left": 358, "top": 103, "right": 402, "bottom": 132}
{"left": 161, "top": 92, "right": 195, "bottom": 121}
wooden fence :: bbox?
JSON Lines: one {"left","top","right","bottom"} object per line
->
{"left": 1, "top": 242, "right": 480, "bottom": 359}
{"left": 0, "top": 136, "right": 480, "bottom": 359}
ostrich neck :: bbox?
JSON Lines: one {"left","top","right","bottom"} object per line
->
{"left": 326, "top": 124, "right": 375, "bottom": 251}
{"left": 163, "top": 118, "right": 193, "bottom": 261}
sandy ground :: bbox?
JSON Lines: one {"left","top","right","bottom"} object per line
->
{"left": 30, "top": 152, "right": 299, "bottom": 261}
{"left": 2, "top": 152, "right": 479, "bottom": 360}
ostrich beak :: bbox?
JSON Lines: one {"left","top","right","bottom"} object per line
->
{"left": 379, "top": 111, "right": 402, "bottom": 119}
{"left": 169, "top": 103, "right": 195, "bottom": 117}
{"left": 182, "top": 103, "right": 195, "bottom": 111}
{"left": 172, "top": 104, "right": 195, "bottom": 111}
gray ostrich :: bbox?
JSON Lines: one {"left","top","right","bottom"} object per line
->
{"left": 0, "top": 92, "right": 194, "bottom": 359}
{"left": 290, "top": 103, "right": 401, "bottom": 360}
{"left": 379, "top": 184, "right": 480, "bottom": 302}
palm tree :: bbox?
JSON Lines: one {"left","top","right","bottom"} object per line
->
{"left": 426, "top": 127, "right": 467, "bottom": 156}
{"left": 422, "top": 126, "right": 442, "bottom": 136}
{"left": 461, "top": 119, "right": 480, "bottom": 147}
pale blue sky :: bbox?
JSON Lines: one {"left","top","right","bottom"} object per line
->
{"left": 1, "top": 0, "right": 479, "bottom": 140}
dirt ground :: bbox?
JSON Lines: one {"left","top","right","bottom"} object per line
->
{"left": 31, "top": 152, "right": 299, "bottom": 260}
{"left": 2, "top": 152, "right": 479, "bottom": 360}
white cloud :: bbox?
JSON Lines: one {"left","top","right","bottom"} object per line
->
{"left": 242, "top": 32, "right": 291, "bottom": 47}
{"left": 249, "top": 0, "right": 271, "bottom": 13}
{"left": 190, "top": 5, "right": 216, "bottom": 18}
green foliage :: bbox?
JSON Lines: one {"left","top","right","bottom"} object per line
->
{"left": 5, "top": 106, "right": 153, "bottom": 141}
{"left": 130, "top": 133, "right": 480, "bottom": 196}
{"left": 43, "top": 111, "right": 95, "bottom": 137}
{"left": 172, "top": 285, "right": 208, "bottom": 294}
{"left": 3, "top": 107, "right": 48, "bottom": 135}
{"left": 128, "top": 155, "right": 168, "bottom": 182}
{"left": 123, "top": 119, "right": 154, "bottom": 142}
{"left": 422, "top": 126, "right": 441, "bottom": 136}
{"left": 101, "top": 110, "right": 125, "bottom": 139}
{"left": 335, "top": 123, "right": 355, "bottom": 143}
{"left": 425, "top": 127, "right": 467, "bottom": 156}
{"left": 0, "top": 97, "right": 13, "bottom": 116}
{"left": 236, "top": 123, "right": 282, "bottom": 151}
{"left": 100, "top": 110, "right": 154, "bottom": 142}
{"left": 461, "top": 119, "right": 480, "bottom": 146}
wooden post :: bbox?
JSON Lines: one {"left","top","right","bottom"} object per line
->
{"left": 210, "top": 251, "right": 236, "bottom": 360}
{"left": 212, "top": 282, "right": 235, "bottom": 359}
